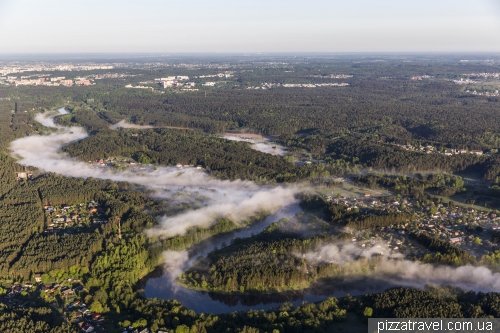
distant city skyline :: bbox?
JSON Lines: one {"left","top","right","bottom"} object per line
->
{"left": 1, "top": 0, "right": 499, "bottom": 54}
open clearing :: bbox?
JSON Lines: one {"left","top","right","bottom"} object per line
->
{"left": 315, "top": 181, "right": 392, "bottom": 198}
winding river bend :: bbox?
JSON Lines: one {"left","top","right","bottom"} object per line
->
{"left": 9, "top": 108, "right": 500, "bottom": 314}
{"left": 141, "top": 203, "right": 399, "bottom": 314}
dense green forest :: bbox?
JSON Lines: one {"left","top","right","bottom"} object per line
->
{"left": 20, "top": 57, "right": 499, "bottom": 180}
{"left": 180, "top": 223, "right": 353, "bottom": 294}
{"left": 57, "top": 90, "right": 500, "bottom": 180}
{"left": 73, "top": 77, "right": 500, "bottom": 147}
{"left": 3, "top": 285, "right": 499, "bottom": 333}
{"left": 61, "top": 128, "right": 303, "bottom": 182}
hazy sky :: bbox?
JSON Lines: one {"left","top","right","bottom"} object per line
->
{"left": 1, "top": 0, "right": 499, "bottom": 53}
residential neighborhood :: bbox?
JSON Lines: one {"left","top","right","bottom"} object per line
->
{"left": 308, "top": 74, "right": 353, "bottom": 79}
{"left": 0, "top": 277, "right": 109, "bottom": 333}
{"left": 0, "top": 63, "right": 115, "bottom": 76}
{"left": 247, "top": 82, "right": 350, "bottom": 89}
{"left": 465, "top": 89, "right": 500, "bottom": 97}
{"left": 86, "top": 156, "right": 206, "bottom": 174}
{"left": 461, "top": 72, "right": 500, "bottom": 79}
{"left": 0, "top": 75, "right": 94, "bottom": 87}
{"left": 322, "top": 193, "right": 500, "bottom": 259}
{"left": 386, "top": 142, "right": 487, "bottom": 157}
{"left": 44, "top": 201, "right": 107, "bottom": 235}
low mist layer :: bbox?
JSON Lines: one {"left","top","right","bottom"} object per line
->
{"left": 303, "top": 243, "right": 500, "bottom": 292}
{"left": 10, "top": 110, "right": 300, "bottom": 237}
{"left": 111, "top": 120, "right": 154, "bottom": 130}
{"left": 224, "top": 135, "right": 288, "bottom": 156}
{"left": 148, "top": 187, "right": 297, "bottom": 237}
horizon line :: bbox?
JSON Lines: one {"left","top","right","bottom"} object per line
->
{"left": 1, "top": 51, "right": 500, "bottom": 55}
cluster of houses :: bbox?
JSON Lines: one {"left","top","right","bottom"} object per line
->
{"left": 0, "top": 277, "right": 94, "bottom": 329}
{"left": 87, "top": 157, "right": 207, "bottom": 174}
{"left": 93, "top": 73, "right": 133, "bottom": 80}
{"left": 308, "top": 74, "right": 353, "bottom": 79}
{"left": 36, "top": 278, "right": 83, "bottom": 298}
{"left": 410, "top": 75, "right": 432, "bottom": 81}
{"left": 59, "top": 284, "right": 107, "bottom": 333}
{"left": 32, "top": 276, "right": 106, "bottom": 333}
{"left": 126, "top": 72, "right": 231, "bottom": 90}
{"left": 325, "top": 195, "right": 405, "bottom": 216}
{"left": 88, "top": 157, "right": 208, "bottom": 179}
{"left": 72, "top": 305, "right": 105, "bottom": 333}
{"left": 324, "top": 193, "right": 500, "bottom": 258}
{"left": 247, "top": 82, "right": 349, "bottom": 89}
{"left": 444, "top": 148, "right": 484, "bottom": 156}
{"left": 0, "top": 76, "right": 93, "bottom": 87}
{"left": 90, "top": 158, "right": 111, "bottom": 166}
{"left": 15, "top": 171, "right": 34, "bottom": 181}
{"left": 176, "top": 163, "right": 203, "bottom": 170}
{"left": 413, "top": 206, "right": 499, "bottom": 253}
{"left": 1, "top": 283, "right": 36, "bottom": 308}
{"left": 453, "top": 78, "right": 478, "bottom": 85}
{"left": 195, "top": 72, "right": 233, "bottom": 79}
{"left": 465, "top": 89, "right": 500, "bottom": 97}
{"left": 390, "top": 142, "right": 485, "bottom": 156}
{"left": 0, "top": 63, "right": 114, "bottom": 76}
{"left": 89, "top": 157, "right": 151, "bottom": 172}
{"left": 44, "top": 201, "right": 107, "bottom": 234}
{"left": 154, "top": 76, "right": 197, "bottom": 89}
{"left": 91, "top": 156, "right": 152, "bottom": 166}
{"left": 462, "top": 72, "right": 500, "bottom": 79}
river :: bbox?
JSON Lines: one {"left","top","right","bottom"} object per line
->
{"left": 9, "top": 107, "right": 500, "bottom": 315}
{"left": 141, "top": 203, "right": 401, "bottom": 314}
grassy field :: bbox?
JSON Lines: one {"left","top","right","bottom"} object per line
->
{"left": 314, "top": 181, "right": 392, "bottom": 198}
{"left": 433, "top": 195, "right": 493, "bottom": 212}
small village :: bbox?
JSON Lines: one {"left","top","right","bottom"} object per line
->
{"left": 323, "top": 193, "right": 500, "bottom": 259}
{"left": 453, "top": 78, "right": 479, "bottom": 85}
{"left": 308, "top": 74, "right": 353, "bottom": 79}
{"left": 0, "top": 276, "right": 109, "bottom": 333}
{"left": 0, "top": 279, "right": 166, "bottom": 333}
{"left": 387, "top": 142, "right": 487, "bottom": 156}
{"left": 465, "top": 89, "right": 500, "bottom": 97}
{"left": 0, "top": 62, "right": 140, "bottom": 88}
{"left": 247, "top": 82, "right": 350, "bottom": 89}
{"left": 87, "top": 156, "right": 205, "bottom": 173}
{"left": 44, "top": 201, "right": 107, "bottom": 235}
{"left": 123, "top": 71, "right": 234, "bottom": 91}
{"left": 461, "top": 72, "right": 500, "bottom": 79}
{"left": 0, "top": 74, "right": 94, "bottom": 87}
{"left": 0, "top": 194, "right": 166, "bottom": 333}
{"left": 410, "top": 75, "right": 432, "bottom": 81}
{"left": 0, "top": 63, "right": 115, "bottom": 76}
{"left": 195, "top": 72, "right": 234, "bottom": 79}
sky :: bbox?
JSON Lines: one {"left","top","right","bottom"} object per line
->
{"left": 0, "top": 0, "right": 499, "bottom": 53}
